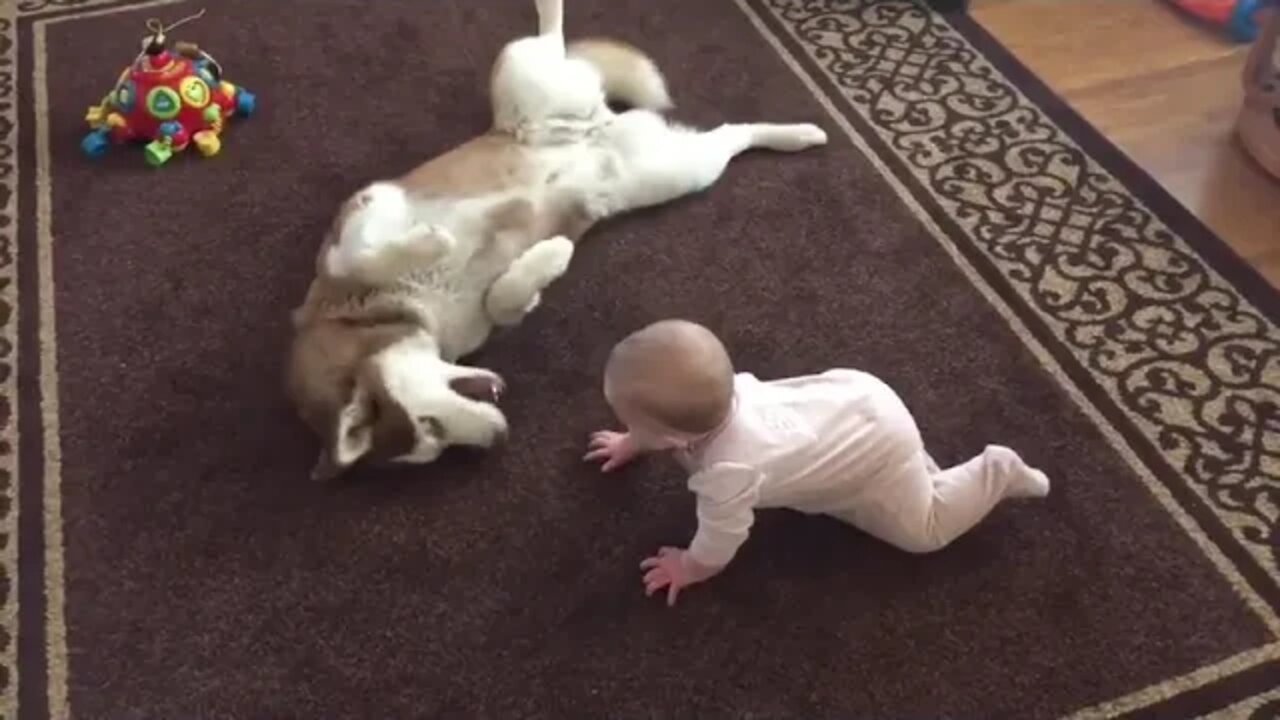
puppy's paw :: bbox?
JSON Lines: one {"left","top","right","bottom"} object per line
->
{"left": 402, "top": 223, "right": 457, "bottom": 260}
{"left": 488, "top": 290, "right": 542, "bottom": 327}
{"left": 520, "top": 236, "right": 575, "bottom": 283}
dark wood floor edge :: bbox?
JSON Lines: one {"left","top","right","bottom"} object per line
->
{"left": 944, "top": 10, "right": 1280, "bottom": 323}
{"left": 1117, "top": 657, "right": 1280, "bottom": 719}
{"left": 739, "top": 0, "right": 1280, "bottom": 614}
{"left": 13, "top": 15, "right": 52, "bottom": 720}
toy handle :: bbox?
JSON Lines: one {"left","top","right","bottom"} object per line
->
{"left": 174, "top": 40, "right": 224, "bottom": 81}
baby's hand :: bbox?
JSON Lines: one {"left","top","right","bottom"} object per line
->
{"left": 640, "top": 547, "right": 718, "bottom": 607}
{"left": 583, "top": 430, "right": 640, "bottom": 472}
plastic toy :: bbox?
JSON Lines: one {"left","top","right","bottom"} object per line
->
{"left": 81, "top": 13, "right": 256, "bottom": 167}
{"left": 1165, "top": 0, "right": 1267, "bottom": 42}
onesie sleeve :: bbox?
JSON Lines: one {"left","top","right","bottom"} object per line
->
{"left": 686, "top": 462, "right": 763, "bottom": 569}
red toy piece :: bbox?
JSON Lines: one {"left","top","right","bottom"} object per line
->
{"left": 81, "top": 15, "right": 256, "bottom": 167}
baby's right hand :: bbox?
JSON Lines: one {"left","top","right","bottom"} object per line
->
{"left": 583, "top": 430, "right": 641, "bottom": 472}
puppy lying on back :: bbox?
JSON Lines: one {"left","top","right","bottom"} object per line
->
{"left": 286, "top": 0, "right": 828, "bottom": 480}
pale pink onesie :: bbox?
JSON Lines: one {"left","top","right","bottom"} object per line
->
{"left": 673, "top": 370, "right": 1049, "bottom": 568}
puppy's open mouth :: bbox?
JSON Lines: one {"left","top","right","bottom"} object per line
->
{"left": 449, "top": 374, "right": 505, "bottom": 405}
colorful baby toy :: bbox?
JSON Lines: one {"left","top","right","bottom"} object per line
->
{"left": 1165, "top": 0, "right": 1267, "bottom": 42}
{"left": 81, "top": 13, "right": 256, "bottom": 167}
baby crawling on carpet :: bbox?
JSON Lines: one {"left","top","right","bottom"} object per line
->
{"left": 584, "top": 319, "right": 1050, "bottom": 606}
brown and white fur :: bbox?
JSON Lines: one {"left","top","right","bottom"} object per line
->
{"left": 287, "top": 0, "right": 828, "bottom": 480}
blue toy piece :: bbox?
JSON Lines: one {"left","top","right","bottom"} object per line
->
{"left": 1167, "top": 0, "right": 1266, "bottom": 43}
{"left": 235, "top": 88, "right": 256, "bottom": 118}
{"left": 1228, "top": 0, "right": 1264, "bottom": 42}
{"left": 80, "top": 128, "right": 111, "bottom": 158}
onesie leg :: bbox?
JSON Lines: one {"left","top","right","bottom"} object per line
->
{"left": 835, "top": 445, "right": 1049, "bottom": 554}
{"left": 923, "top": 450, "right": 940, "bottom": 474}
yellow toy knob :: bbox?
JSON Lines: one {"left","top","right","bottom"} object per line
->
{"left": 193, "top": 130, "right": 221, "bottom": 157}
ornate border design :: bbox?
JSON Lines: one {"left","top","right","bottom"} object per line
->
{"left": 0, "top": 0, "right": 18, "bottom": 715}
{"left": 757, "top": 0, "right": 1279, "bottom": 592}
{"left": 15, "top": 1, "right": 99, "bottom": 14}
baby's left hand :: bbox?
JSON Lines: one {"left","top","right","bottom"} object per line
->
{"left": 640, "top": 547, "right": 716, "bottom": 607}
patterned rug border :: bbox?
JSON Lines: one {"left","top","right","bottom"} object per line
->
{"left": 944, "top": 7, "right": 1280, "bottom": 607}
{"left": 743, "top": 0, "right": 1280, "bottom": 716}
{"left": 947, "top": 11, "right": 1280, "bottom": 324}
{"left": 13, "top": 0, "right": 134, "bottom": 17}
{"left": 750, "top": 0, "right": 1280, "bottom": 611}
{"left": 937, "top": 19, "right": 1280, "bottom": 713}
{"left": 7, "top": 0, "right": 1280, "bottom": 718}
{"left": 0, "top": 3, "right": 20, "bottom": 720}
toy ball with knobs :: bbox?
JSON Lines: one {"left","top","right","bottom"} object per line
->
{"left": 80, "top": 13, "right": 256, "bottom": 167}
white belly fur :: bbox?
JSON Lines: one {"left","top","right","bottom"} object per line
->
{"left": 326, "top": 139, "right": 615, "bottom": 360}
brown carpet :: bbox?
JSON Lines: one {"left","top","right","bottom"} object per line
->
{"left": 7, "top": 0, "right": 1280, "bottom": 718}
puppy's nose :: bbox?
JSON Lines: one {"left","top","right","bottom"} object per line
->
{"left": 489, "top": 374, "right": 507, "bottom": 403}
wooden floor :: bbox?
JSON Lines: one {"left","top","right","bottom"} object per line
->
{"left": 972, "top": 0, "right": 1280, "bottom": 287}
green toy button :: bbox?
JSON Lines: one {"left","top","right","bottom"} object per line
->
{"left": 144, "top": 139, "right": 173, "bottom": 167}
{"left": 146, "top": 86, "right": 181, "bottom": 120}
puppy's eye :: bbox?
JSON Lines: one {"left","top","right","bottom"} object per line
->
{"left": 417, "top": 415, "right": 445, "bottom": 438}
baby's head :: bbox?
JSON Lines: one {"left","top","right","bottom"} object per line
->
{"left": 604, "top": 319, "right": 735, "bottom": 445}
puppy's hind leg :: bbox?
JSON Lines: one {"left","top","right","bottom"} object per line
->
{"left": 609, "top": 118, "right": 829, "bottom": 212}
{"left": 745, "top": 123, "right": 830, "bottom": 152}
{"left": 485, "top": 236, "right": 575, "bottom": 327}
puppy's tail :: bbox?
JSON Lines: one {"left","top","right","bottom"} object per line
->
{"left": 568, "top": 38, "right": 673, "bottom": 111}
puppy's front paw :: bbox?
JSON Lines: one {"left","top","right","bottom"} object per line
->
{"left": 522, "top": 236, "right": 575, "bottom": 283}
{"left": 403, "top": 223, "right": 457, "bottom": 258}
{"left": 488, "top": 290, "right": 542, "bottom": 328}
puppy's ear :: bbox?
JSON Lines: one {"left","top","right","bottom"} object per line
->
{"left": 326, "top": 383, "right": 375, "bottom": 474}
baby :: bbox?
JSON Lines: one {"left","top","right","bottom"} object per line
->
{"left": 585, "top": 319, "right": 1050, "bottom": 606}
